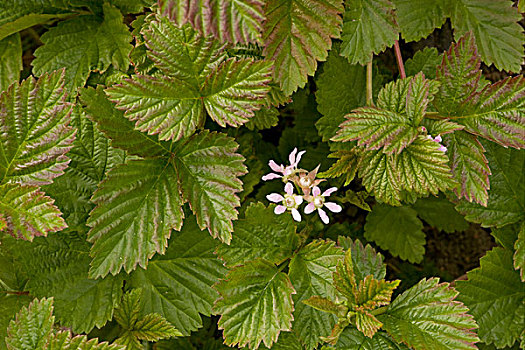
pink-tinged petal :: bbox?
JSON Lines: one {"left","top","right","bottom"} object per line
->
{"left": 291, "top": 208, "right": 302, "bottom": 222}
{"left": 439, "top": 145, "right": 448, "bottom": 152}
{"left": 322, "top": 187, "right": 338, "bottom": 197}
{"left": 325, "top": 202, "right": 342, "bottom": 213}
{"left": 275, "top": 205, "right": 286, "bottom": 214}
{"left": 284, "top": 182, "right": 294, "bottom": 195}
{"left": 318, "top": 208, "right": 329, "bottom": 224}
{"left": 289, "top": 148, "right": 298, "bottom": 165}
{"left": 283, "top": 167, "right": 293, "bottom": 176}
{"left": 262, "top": 173, "right": 282, "bottom": 181}
{"left": 426, "top": 134, "right": 433, "bottom": 140}
{"left": 304, "top": 202, "right": 316, "bottom": 214}
{"left": 267, "top": 193, "right": 284, "bottom": 203}
{"left": 434, "top": 135, "right": 442, "bottom": 142}
{"left": 269, "top": 160, "right": 283, "bottom": 172}
{"left": 294, "top": 150, "right": 306, "bottom": 166}
{"left": 294, "top": 195, "right": 303, "bottom": 205}
{"left": 312, "top": 186, "right": 321, "bottom": 197}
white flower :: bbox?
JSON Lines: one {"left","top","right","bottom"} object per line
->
{"left": 266, "top": 182, "right": 304, "bottom": 222}
{"left": 426, "top": 134, "right": 447, "bottom": 153}
{"left": 304, "top": 186, "right": 342, "bottom": 224}
{"left": 262, "top": 148, "right": 306, "bottom": 181}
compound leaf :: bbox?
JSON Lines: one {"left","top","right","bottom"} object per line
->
{"left": 456, "top": 248, "right": 524, "bottom": 348}
{"left": 364, "top": 204, "right": 425, "bottom": 263}
{"left": 214, "top": 259, "right": 295, "bottom": 349}
{"left": 216, "top": 202, "right": 297, "bottom": 267}
{"left": 172, "top": 131, "right": 247, "bottom": 244}
{"left": 32, "top": 3, "right": 132, "bottom": 91}
{"left": 263, "top": 0, "right": 344, "bottom": 95}
{"left": 0, "top": 70, "right": 74, "bottom": 186}
{"left": 340, "top": 0, "right": 398, "bottom": 65}
{"left": 393, "top": 0, "right": 447, "bottom": 42}
{"left": 0, "top": 33, "right": 22, "bottom": 92}
{"left": 87, "top": 159, "right": 184, "bottom": 278}
{"left": 379, "top": 278, "right": 479, "bottom": 350}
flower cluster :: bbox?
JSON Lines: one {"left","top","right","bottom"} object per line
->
{"left": 263, "top": 148, "right": 342, "bottom": 223}
{"left": 426, "top": 134, "right": 447, "bottom": 152}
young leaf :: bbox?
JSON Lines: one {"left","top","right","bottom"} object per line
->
{"left": 87, "top": 159, "right": 184, "bottom": 278}
{"left": 0, "top": 70, "right": 74, "bottom": 186}
{"left": 515, "top": 224, "right": 525, "bottom": 281}
{"left": 393, "top": 0, "right": 447, "bottom": 42}
{"left": 456, "top": 248, "right": 524, "bottom": 348}
{"left": 319, "top": 149, "right": 362, "bottom": 186}
{"left": 302, "top": 296, "right": 347, "bottom": 316}
{"left": 412, "top": 196, "right": 469, "bottom": 233}
{"left": 129, "top": 217, "right": 226, "bottom": 335}
{"left": 378, "top": 278, "right": 480, "bottom": 350}
{"left": 336, "top": 327, "right": 409, "bottom": 350}
{"left": 356, "top": 276, "right": 399, "bottom": 310}
{"left": 340, "top": 0, "right": 398, "bottom": 65}
{"left": 333, "top": 249, "right": 358, "bottom": 302}
{"left": 216, "top": 202, "right": 297, "bottom": 267}
{"left": 289, "top": 240, "right": 345, "bottom": 349}
{"left": 364, "top": 204, "right": 425, "bottom": 263}
{"left": 0, "top": 33, "right": 21, "bottom": 92}
{"left": 159, "top": 0, "right": 265, "bottom": 44}
{"left": 214, "top": 259, "right": 296, "bottom": 349}
{"left": 48, "top": 331, "right": 125, "bottom": 350}
{"left": 336, "top": 237, "right": 387, "bottom": 282}
{"left": 358, "top": 150, "right": 402, "bottom": 206}
{"left": 456, "top": 141, "right": 524, "bottom": 227}
{"left": 450, "top": 0, "right": 524, "bottom": 72}
{"left": 32, "top": 3, "right": 132, "bottom": 90}
{"left": 0, "top": 183, "right": 66, "bottom": 240}
{"left": 355, "top": 311, "right": 383, "bottom": 339}
{"left": 263, "top": 0, "right": 344, "bottom": 95}
{"left": 172, "top": 131, "right": 247, "bottom": 244}
{"left": 5, "top": 297, "right": 54, "bottom": 350}
{"left": 80, "top": 86, "right": 170, "bottom": 158}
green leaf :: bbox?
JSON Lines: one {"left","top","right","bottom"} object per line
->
{"left": 245, "top": 106, "right": 280, "bottom": 130}
{"left": 376, "top": 78, "right": 411, "bottom": 114}
{"left": 336, "top": 327, "right": 408, "bottom": 350}
{"left": 0, "top": 33, "right": 21, "bottom": 92}
{"left": 450, "top": 0, "right": 524, "bottom": 72}
{"left": 336, "top": 237, "right": 386, "bottom": 281}
{"left": 302, "top": 296, "right": 346, "bottom": 316}
{"left": 172, "top": 131, "right": 247, "bottom": 244}
{"left": 6, "top": 297, "right": 54, "bottom": 350}
{"left": 159, "top": 0, "right": 265, "bottom": 44}
{"left": 379, "top": 278, "right": 480, "bottom": 350}
{"left": 364, "top": 204, "right": 425, "bottom": 263}
{"left": 0, "top": 183, "right": 66, "bottom": 240}
{"left": 412, "top": 196, "right": 469, "bottom": 233}
{"left": 356, "top": 276, "right": 399, "bottom": 310}
{"left": 456, "top": 141, "right": 524, "bottom": 227}
{"left": 216, "top": 202, "right": 297, "bottom": 267}
{"left": 515, "top": 224, "right": 525, "bottom": 281}
{"left": 128, "top": 217, "right": 226, "bottom": 335}
{"left": 332, "top": 249, "right": 358, "bottom": 302}
{"left": 0, "top": 70, "right": 74, "bottom": 186}
{"left": 319, "top": 149, "right": 362, "bottom": 186}
{"left": 289, "top": 240, "right": 344, "bottom": 349}
{"left": 358, "top": 150, "right": 402, "bottom": 206}
{"left": 456, "top": 248, "right": 524, "bottom": 348}
{"left": 32, "top": 3, "right": 132, "bottom": 91}
{"left": 393, "top": 0, "right": 447, "bottom": 42}
{"left": 420, "top": 118, "right": 464, "bottom": 137}
{"left": 87, "top": 159, "right": 184, "bottom": 278}
{"left": 214, "top": 259, "right": 296, "bottom": 349}
{"left": 0, "top": 295, "right": 31, "bottom": 350}
{"left": 48, "top": 330, "right": 125, "bottom": 350}
{"left": 405, "top": 47, "right": 441, "bottom": 79}
{"left": 444, "top": 131, "right": 490, "bottom": 206}
{"left": 263, "top": 0, "right": 344, "bottom": 95}
{"left": 11, "top": 231, "right": 124, "bottom": 334}
{"left": 340, "top": 0, "right": 398, "bottom": 65}
{"left": 355, "top": 311, "right": 383, "bottom": 338}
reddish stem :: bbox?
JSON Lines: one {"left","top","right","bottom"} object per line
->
{"left": 393, "top": 40, "right": 406, "bottom": 79}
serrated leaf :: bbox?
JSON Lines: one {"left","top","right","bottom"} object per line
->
{"left": 289, "top": 240, "right": 345, "bottom": 349}
{"left": 263, "top": 0, "right": 344, "bottom": 95}
{"left": 319, "top": 149, "right": 362, "bottom": 186}
{"left": 333, "top": 249, "right": 358, "bottom": 302}
{"left": 0, "top": 294, "right": 31, "bottom": 350}
{"left": 358, "top": 150, "right": 402, "bottom": 206}
{"left": 364, "top": 204, "right": 425, "bottom": 263}
{"left": 172, "top": 131, "right": 246, "bottom": 244}
{"left": 393, "top": 0, "right": 447, "bottom": 42}
{"left": 377, "top": 78, "right": 411, "bottom": 114}
{"left": 336, "top": 237, "right": 387, "bottom": 281}
{"left": 129, "top": 217, "right": 226, "bottom": 335}
{"left": 444, "top": 131, "right": 490, "bottom": 205}
{"left": 245, "top": 106, "right": 280, "bottom": 130}
{"left": 340, "top": 0, "right": 398, "bottom": 65}
{"left": 412, "top": 196, "right": 469, "bottom": 233}
{"left": 302, "top": 296, "right": 346, "bottom": 316}
{"left": 0, "top": 70, "right": 74, "bottom": 186}
{"left": 48, "top": 331, "right": 125, "bottom": 350}
{"left": 87, "top": 159, "right": 184, "bottom": 278}
{"left": 214, "top": 259, "right": 296, "bottom": 349}
{"left": 379, "top": 278, "right": 479, "bottom": 350}
{"left": 456, "top": 141, "right": 524, "bottom": 227}
{"left": 355, "top": 311, "right": 383, "bottom": 338}
{"left": 32, "top": 3, "right": 132, "bottom": 91}
{"left": 450, "top": 0, "right": 524, "bottom": 72}
{"left": 0, "top": 183, "right": 66, "bottom": 240}
{"left": 216, "top": 202, "right": 297, "bottom": 267}
{"left": 0, "top": 33, "right": 21, "bottom": 92}
{"left": 405, "top": 47, "right": 441, "bottom": 79}
{"left": 5, "top": 297, "right": 54, "bottom": 350}
{"left": 356, "top": 276, "right": 399, "bottom": 310}
{"left": 515, "top": 224, "right": 525, "bottom": 281}
{"left": 336, "top": 327, "right": 409, "bottom": 350}
{"left": 456, "top": 248, "right": 524, "bottom": 348}
{"left": 159, "top": 0, "right": 265, "bottom": 44}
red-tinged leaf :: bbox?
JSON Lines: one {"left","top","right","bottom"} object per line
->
{"left": 358, "top": 149, "right": 402, "bottom": 206}
{"left": 0, "top": 70, "right": 74, "bottom": 186}
{"left": 355, "top": 310, "right": 382, "bottom": 338}
{"left": 356, "top": 276, "right": 399, "bottom": 310}
{"left": 302, "top": 296, "right": 347, "bottom": 317}
{"left": 444, "top": 131, "right": 490, "bottom": 206}
{"left": 406, "top": 73, "right": 439, "bottom": 125}
{"left": 333, "top": 249, "right": 358, "bottom": 302}
{"left": 0, "top": 183, "right": 66, "bottom": 240}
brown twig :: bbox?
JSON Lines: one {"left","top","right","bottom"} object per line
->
{"left": 393, "top": 40, "right": 406, "bottom": 79}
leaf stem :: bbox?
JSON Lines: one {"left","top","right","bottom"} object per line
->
{"left": 366, "top": 58, "right": 374, "bottom": 106}
{"left": 393, "top": 40, "right": 406, "bottom": 79}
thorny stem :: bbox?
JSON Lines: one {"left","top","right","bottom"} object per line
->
{"left": 393, "top": 40, "right": 406, "bottom": 79}
{"left": 366, "top": 58, "right": 374, "bottom": 106}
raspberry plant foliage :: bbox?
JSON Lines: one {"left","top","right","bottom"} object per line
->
{"left": 0, "top": 1, "right": 524, "bottom": 349}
